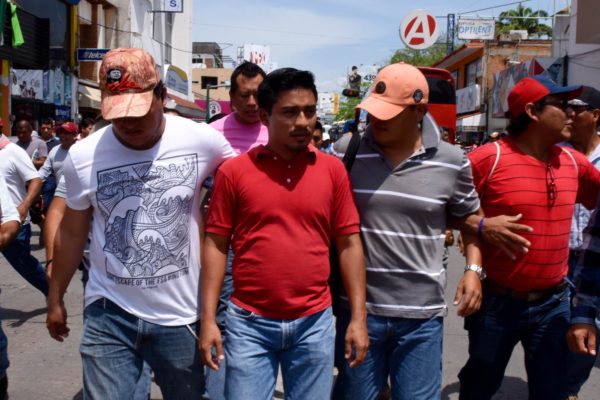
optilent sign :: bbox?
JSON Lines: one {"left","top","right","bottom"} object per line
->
{"left": 400, "top": 9, "right": 440, "bottom": 50}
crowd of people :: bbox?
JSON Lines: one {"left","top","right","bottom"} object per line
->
{"left": 1, "top": 46, "right": 600, "bottom": 400}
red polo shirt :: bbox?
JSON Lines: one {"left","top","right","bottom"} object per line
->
{"left": 206, "top": 145, "right": 360, "bottom": 319}
{"left": 469, "top": 138, "right": 600, "bottom": 291}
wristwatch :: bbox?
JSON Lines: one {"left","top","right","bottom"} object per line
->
{"left": 464, "top": 264, "right": 486, "bottom": 280}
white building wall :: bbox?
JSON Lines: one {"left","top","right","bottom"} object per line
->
{"left": 566, "top": 0, "right": 600, "bottom": 86}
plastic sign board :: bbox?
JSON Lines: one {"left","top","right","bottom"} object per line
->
{"left": 400, "top": 9, "right": 440, "bottom": 50}
{"left": 164, "top": 0, "right": 183, "bottom": 12}
{"left": 458, "top": 19, "right": 495, "bottom": 40}
{"left": 77, "top": 48, "right": 110, "bottom": 61}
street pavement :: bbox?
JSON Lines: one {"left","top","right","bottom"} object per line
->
{"left": 1, "top": 226, "right": 599, "bottom": 399}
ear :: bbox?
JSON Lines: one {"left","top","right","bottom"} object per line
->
{"left": 592, "top": 108, "right": 600, "bottom": 124}
{"left": 524, "top": 103, "right": 540, "bottom": 122}
{"left": 259, "top": 108, "right": 270, "bottom": 126}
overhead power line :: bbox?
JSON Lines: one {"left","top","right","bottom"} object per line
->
{"left": 458, "top": 0, "right": 533, "bottom": 15}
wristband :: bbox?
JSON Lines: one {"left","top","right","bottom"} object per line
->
{"left": 477, "top": 217, "right": 484, "bottom": 238}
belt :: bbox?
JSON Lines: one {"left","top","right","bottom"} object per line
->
{"left": 483, "top": 280, "right": 568, "bottom": 302}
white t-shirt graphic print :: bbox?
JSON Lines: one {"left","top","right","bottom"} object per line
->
{"left": 63, "top": 115, "right": 235, "bottom": 325}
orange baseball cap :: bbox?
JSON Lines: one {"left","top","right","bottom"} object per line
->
{"left": 99, "top": 48, "right": 161, "bottom": 120}
{"left": 357, "top": 63, "right": 429, "bottom": 121}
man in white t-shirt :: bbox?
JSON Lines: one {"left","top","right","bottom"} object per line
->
{"left": 0, "top": 134, "right": 47, "bottom": 296}
{"left": 0, "top": 173, "right": 21, "bottom": 400}
{"left": 46, "top": 48, "right": 235, "bottom": 399}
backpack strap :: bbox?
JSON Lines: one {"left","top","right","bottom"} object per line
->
{"left": 342, "top": 131, "right": 361, "bottom": 172}
{"left": 560, "top": 146, "right": 579, "bottom": 175}
{"left": 480, "top": 141, "right": 500, "bottom": 199}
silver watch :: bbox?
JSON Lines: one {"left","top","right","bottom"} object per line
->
{"left": 464, "top": 264, "right": 486, "bottom": 280}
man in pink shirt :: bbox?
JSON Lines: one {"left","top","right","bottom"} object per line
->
{"left": 204, "top": 61, "right": 268, "bottom": 400}
{"left": 209, "top": 61, "right": 268, "bottom": 154}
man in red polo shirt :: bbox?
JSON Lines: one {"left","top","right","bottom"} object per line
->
{"left": 200, "top": 68, "right": 368, "bottom": 400}
{"left": 458, "top": 75, "right": 600, "bottom": 400}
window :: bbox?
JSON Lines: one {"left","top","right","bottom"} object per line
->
{"left": 465, "top": 59, "right": 482, "bottom": 87}
{"left": 165, "top": 13, "right": 173, "bottom": 64}
{"left": 201, "top": 76, "right": 218, "bottom": 89}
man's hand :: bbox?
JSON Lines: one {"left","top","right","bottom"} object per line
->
{"left": 453, "top": 271, "right": 482, "bottom": 317}
{"left": 482, "top": 214, "right": 532, "bottom": 259}
{"left": 344, "top": 318, "right": 369, "bottom": 368}
{"left": 16, "top": 204, "right": 28, "bottom": 223}
{"left": 199, "top": 321, "right": 224, "bottom": 370}
{"left": 567, "top": 323, "right": 597, "bottom": 355}
{"left": 46, "top": 295, "right": 70, "bottom": 342}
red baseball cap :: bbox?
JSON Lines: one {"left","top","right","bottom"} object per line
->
{"left": 59, "top": 121, "right": 78, "bottom": 134}
{"left": 507, "top": 75, "right": 582, "bottom": 118}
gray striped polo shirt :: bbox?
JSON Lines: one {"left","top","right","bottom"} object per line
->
{"left": 335, "top": 115, "right": 480, "bottom": 319}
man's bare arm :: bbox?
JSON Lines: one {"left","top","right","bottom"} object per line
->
{"left": 335, "top": 233, "right": 369, "bottom": 368}
{"left": 199, "top": 232, "right": 229, "bottom": 370}
{"left": 46, "top": 206, "right": 92, "bottom": 341}
{"left": 44, "top": 196, "right": 67, "bottom": 278}
{"left": 0, "top": 220, "right": 20, "bottom": 251}
{"left": 18, "top": 177, "right": 42, "bottom": 221}
{"left": 33, "top": 156, "right": 46, "bottom": 170}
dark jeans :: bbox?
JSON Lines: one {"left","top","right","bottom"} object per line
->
{"left": 204, "top": 247, "right": 234, "bottom": 400}
{"left": 0, "top": 224, "right": 48, "bottom": 296}
{"left": 458, "top": 284, "right": 571, "bottom": 400}
{"left": 566, "top": 250, "right": 599, "bottom": 396}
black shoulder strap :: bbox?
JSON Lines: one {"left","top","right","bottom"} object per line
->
{"left": 342, "top": 132, "right": 361, "bottom": 172}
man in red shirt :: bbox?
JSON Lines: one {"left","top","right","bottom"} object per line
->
{"left": 200, "top": 68, "right": 368, "bottom": 400}
{"left": 459, "top": 75, "right": 600, "bottom": 400}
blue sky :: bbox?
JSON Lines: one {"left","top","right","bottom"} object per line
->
{"left": 191, "top": 0, "right": 566, "bottom": 91}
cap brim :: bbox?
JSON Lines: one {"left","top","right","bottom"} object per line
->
{"left": 357, "top": 95, "right": 407, "bottom": 121}
{"left": 101, "top": 91, "right": 154, "bottom": 120}
{"left": 550, "top": 84, "right": 582, "bottom": 100}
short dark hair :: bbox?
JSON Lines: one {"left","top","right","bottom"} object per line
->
{"left": 505, "top": 102, "right": 545, "bottom": 137}
{"left": 40, "top": 118, "right": 52, "bottom": 126}
{"left": 153, "top": 81, "right": 165, "bottom": 100}
{"left": 257, "top": 68, "right": 318, "bottom": 114}
{"left": 80, "top": 118, "right": 95, "bottom": 129}
{"left": 314, "top": 121, "right": 323, "bottom": 132}
{"left": 230, "top": 62, "right": 266, "bottom": 95}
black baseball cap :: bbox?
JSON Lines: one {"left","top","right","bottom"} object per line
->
{"left": 568, "top": 86, "right": 600, "bottom": 109}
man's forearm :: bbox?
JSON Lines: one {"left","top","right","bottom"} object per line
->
{"left": 201, "top": 233, "right": 229, "bottom": 322}
{"left": 49, "top": 208, "right": 92, "bottom": 297}
{"left": 21, "top": 178, "right": 42, "bottom": 210}
{"left": 44, "top": 197, "right": 67, "bottom": 263}
{"left": 0, "top": 221, "right": 20, "bottom": 250}
{"left": 336, "top": 233, "right": 367, "bottom": 320}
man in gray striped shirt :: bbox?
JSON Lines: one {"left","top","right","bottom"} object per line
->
{"left": 332, "top": 63, "right": 483, "bottom": 400}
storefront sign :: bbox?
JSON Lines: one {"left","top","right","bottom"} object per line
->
{"left": 77, "top": 48, "right": 110, "bottom": 62}
{"left": 400, "top": 9, "right": 440, "bottom": 50}
{"left": 11, "top": 69, "right": 43, "bottom": 100}
{"left": 165, "top": 65, "right": 189, "bottom": 95}
{"left": 456, "top": 84, "right": 481, "bottom": 114}
{"left": 164, "top": 0, "right": 183, "bottom": 12}
{"left": 458, "top": 19, "right": 495, "bottom": 40}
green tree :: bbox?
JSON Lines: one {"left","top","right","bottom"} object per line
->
{"left": 335, "top": 96, "right": 361, "bottom": 121}
{"left": 390, "top": 43, "right": 448, "bottom": 67}
{"left": 495, "top": 4, "right": 552, "bottom": 38}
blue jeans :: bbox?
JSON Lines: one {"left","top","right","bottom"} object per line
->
{"left": 0, "top": 321, "right": 8, "bottom": 380}
{"left": 566, "top": 250, "right": 599, "bottom": 396}
{"left": 204, "top": 247, "right": 234, "bottom": 400}
{"left": 224, "top": 302, "right": 334, "bottom": 400}
{"left": 333, "top": 309, "right": 443, "bottom": 400}
{"left": 0, "top": 224, "right": 48, "bottom": 296}
{"left": 80, "top": 298, "right": 203, "bottom": 400}
{"left": 458, "top": 284, "right": 571, "bottom": 400}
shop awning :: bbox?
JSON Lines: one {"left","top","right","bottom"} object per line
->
{"left": 457, "top": 113, "right": 485, "bottom": 131}
{"left": 78, "top": 84, "right": 101, "bottom": 110}
{"left": 165, "top": 93, "right": 205, "bottom": 119}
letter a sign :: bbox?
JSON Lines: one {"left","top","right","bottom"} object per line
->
{"left": 400, "top": 9, "right": 440, "bottom": 50}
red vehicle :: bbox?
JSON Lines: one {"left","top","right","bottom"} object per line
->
{"left": 354, "top": 66, "right": 457, "bottom": 143}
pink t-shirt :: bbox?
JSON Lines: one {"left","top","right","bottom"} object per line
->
{"left": 209, "top": 113, "right": 268, "bottom": 155}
